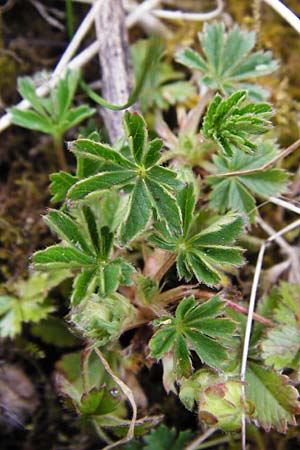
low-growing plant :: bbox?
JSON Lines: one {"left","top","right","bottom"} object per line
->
{"left": 4, "top": 16, "right": 300, "bottom": 450}
{"left": 10, "top": 70, "right": 95, "bottom": 170}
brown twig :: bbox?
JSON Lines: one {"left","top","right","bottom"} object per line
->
{"left": 153, "top": 253, "right": 177, "bottom": 282}
{"left": 94, "top": 348, "right": 137, "bottom": 450}
{"left": 212, "top": 138, "right": 300, "bottom": 178}
{"left": 94, "top": 0, "right": 135, "bottom": 143}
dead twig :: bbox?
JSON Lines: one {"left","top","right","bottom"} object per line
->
{"left": 94, "top": 348, "right": 137, "bottom": 450}
{"left": 212, "top": 138, "right": 300, "bottom": 178}
{"left": 94, "top": 0, "right": 135, "bottom": 142}
{"left": 240, "top": 211, "right": 300, "bottom": 450}
{"left": 263, "top": 0, "right": 300, "bottom": 34}
{"left": 183, "top": 427, "right": 218, "bottom": 450}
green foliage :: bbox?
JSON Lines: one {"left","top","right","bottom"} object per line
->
{"left": 10, "top": 70, "right": 95, "bottom": 139}
{"left": 124, "top": 424, "right": 192, "bottom": 450}
{"left": 7, "top": 15, "right": 298, "bottom": 445}
{"left": 246, "top": 361, "right": 300, "bottom": 432}
{"left": 50, "top": 172, "right": 78, "bottom": 203}
{"left": 131, "top": 39, "right": 195, "bottom": 112}
{"left": 31, "top": 317, "right": 79, "bottom": 347}
{"left": 208, "top": 141, "right": 288, "bottom": 220}
{"left": 260, "top": 283, "right": 300, "bottom": 370}
{"left": 56, "top": 350, "right": 162, "bottom": 437}
{"left": 0, "top": 271, "right": 70, "bottom": 338}
{"left": 149, "top": 296, "right": 236, "bottom": 376}
{"left": 67, "top": 111, "right": 183, "bottom": 243}
{"left": 202, "top": 90, "right": 273, "bottom": 156}
{"left": 151, "top": 184, "right": 244, "bottom": 285}
{"left": 33, "top": 207, "right": 134, "bottom": 305}
{"left": 176, "top": 22, "right": 278, "bottom": 100}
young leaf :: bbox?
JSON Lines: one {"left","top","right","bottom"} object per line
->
{"left": 246, "top": 362, "right": 300, "bottom": 432}
{"left": 71, "top": 293, "right": 135, "bottom": 344}
{"left": 176, "top": 22, "right": 278, "bottom": 100}
{"left": 10, "top": 69, "right": 95, "bottom": 138}
{"left": 149, "top": 296, "right": 236, "bottom": 377}
{"left": 202, "top": 90, "right": 273, "bottom": 156}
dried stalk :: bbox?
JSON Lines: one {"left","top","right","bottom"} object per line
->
{"left": 94, "top": 0, "right": 135, "bottom": 143}
{"left": 240, "top": 216, "right": 300, "bottom": 449}
{"left": 213, "top": 138, "right": 300, "bottom": 178}
{"left": 263, "top": 0, "right": 300, "bottom": 34}
{"left": 183, "top": 427, "right": 218, "bottom": 450}
{"left": 94, "top": 348, "right": 137, "bottom": 449}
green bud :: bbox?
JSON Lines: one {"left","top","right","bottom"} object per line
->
{"left": 199, "top": 380, "right": 254, "bottom": 431}
{"left": 71, "top": 293, "right": 135, "bottom": 344}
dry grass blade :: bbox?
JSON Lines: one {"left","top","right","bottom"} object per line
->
{"left": 183, "top": 427, "right": 218, "bottom": 450}
{"left": 94, "top": 348, "right": 137, "bottom": 450}
{"left": 240, "top": 210, "right": 300, "bottom": 449}
{"left": 263, "top": 0, "right": 300, "bottom": 33}
{"left": 213, "top": 138, "right": 300, "bottom": 178}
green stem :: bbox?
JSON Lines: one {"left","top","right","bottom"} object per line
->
{"left": 92, "top": 418, "right": 113, "bottom": 444}
{"left": 194, "top": 435, "right": 234, "bottom": 449}
{"left": 81, "top": 346, "right": 92, "bottom": 392}
{"left": 53, "top": 132, "right": 68, "bottom": 171}
{"left": 80, "top": 36, "right": 162, "bottom": 111}
{"left": 65, "top": 0, "right": 74, "bottom": 40}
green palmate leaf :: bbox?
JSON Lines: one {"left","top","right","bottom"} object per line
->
{"left": 202, "top": 90, "right": 273, "bottom": 156}
{"left": 11, "top": 69, "right": 95, "bottom": 137}
{"left": 150, "top": 184, "right": 244, "bottom": 285}
{"left": 33, "top": 207, "right": 134, "bottom": 304}
{"left": 208, "top": 142, "right": 288, "bottom": 220}
{"left": 0, "top": 271, "right": 70, "bottom": 338}
{"left": 261, "top": 283, "right": 300, "bottom": 370}
{"left": 149, "top": 296, "right": 236, "bottom": 376}
{"left": 124, "top": 424, "right": 192, "bottom": 450}
{"left": 176, "top": 22, "right": 278, "bottom": 100}
{"left": 67, "top": 111, "right": 183, "bottom": 243}
{"left": 246, "top": 362, "right": 300, "bottom": 432}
